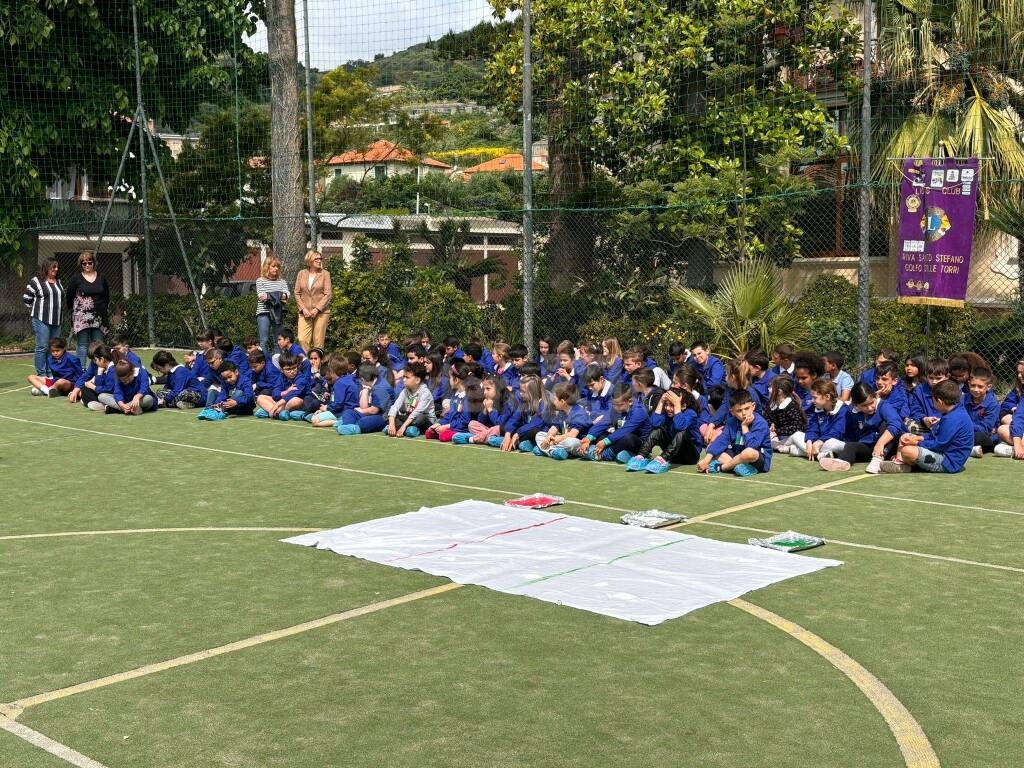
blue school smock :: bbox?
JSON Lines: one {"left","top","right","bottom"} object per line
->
{"left": 920, "top": 403, "right": 974, "bottom": 472}
{"left": 999, "top": 388, "right": 1022, "bottom": 419}
{"left": 228, "top": 346, "right": 251, "bottom": 374}
{"left": 693, "top": 355, "right": 726, "bottom": 389}
{"left": 191, "top": 354, "right": 213, "bottom": 386}
{"left": 383, "top": 342, "right": 403, "bottom": 370}
{"left": 751, "top": 370, "right": 777, "bottom": 408}
{"left": 805, "top": 401, "right": 849, "bottom": 443}
{"left": 481, "top": 400, "right": 519, "bottom": 433}
{"left": 162, "top": 365, "right": 203, "bottom": 402}
{"left": 882, "top": 380, "right": 911, "bottom": 420}
{"left": 439, "top": 390, "right": 473, "bottom": 431}
{"left": 604, "top": 357, "right": 624, "bottom": 385}
{"left": 273, "top": 370, "right": 311, "bottom": 401}
{"left": 253, "top": 360, "right": 283, "bottom": 394}
{"left": 909, "top": 382, "right": 942, "bottom": 422}
{"left": 495, "top": 363, "right": 520, "bottom": 392}
{"left": 860, "top": 367, "right": 877, "bottom": 388}
{"left": 706, "top": 412, "right": 773, "bottom": 470}
{"left": 49, "top": 352, "right": 83, "bottom": 382}
{"left": 211, "top": 370, "right": 254, "bottom": 407}
{"left": 710, "top": 386, "right": 762, "bottom": 427}
{"left": 966, "top": 391, "right": 999, "bottom": 434}
{"left": 652, "top": 408, "right": 705, "bottom": 452}
{"left": 545, "top": 403, "right": 592, "bottom": 437}
{"left": 589, "top": 399, "right": 650, "bottom": 442}
{"left": 113, "top": 367, "right": 154, "bottom": 404}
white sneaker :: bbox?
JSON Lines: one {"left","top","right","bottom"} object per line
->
{"left": 881, "top": 460, "right": 913, "bottom": 474}
{"left": 993, "top": 443, "right": 1014, "bottom": 458}
{"left": 775, "top": 444, "right": 790, "bottom": 455}
{"left": 86, "top": 401, "right": 105, "bottom": 412}
{"left": 970, "top": 445, "right": 983, "bottom": 459}
{"left": 30, "top": 387, "right": 42, "bottom": 396}
{"left": 818, "top": 456, "right": 851, "bottom": 472}
{"left": 865, "top": 456, "right": 883, "bottom": 474}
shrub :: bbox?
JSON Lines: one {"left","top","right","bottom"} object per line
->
{"left": 868, "top": 299, "right": 978, "bottom": 361}
{"left": 111, "top": 294, "right": 264, "bottom": 348}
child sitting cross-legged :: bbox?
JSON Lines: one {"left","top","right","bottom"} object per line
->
{"left": 578, "top": 383, "right": 650, "bottom": 462}
{"left": 28, "top": 336, "right": 82, "bottom": 398}
{"left": 790, "top": 379, "right": 848, "bottom": 462}
{"left": 502, "top": 375, "right": 548, "bottom": 452}
{"left": 623, "top": 386, "right": 704, "bottom": 474}
{"left": 425, "top": 360, "right": 474, "bottom": 442}
{"left": 907, "top": 358, "right": 949, "bottom": 434}
{"left": 464, "top": 374, "right": 518, "bottom": 445}
{"left": 965, "top": 367, "right": 998, "bottom": 457}
{"left": 530, "top": 381, "right": 592, "bottom": 460}
{"left": 68, "top": 342, "right": 118, "bottom": 411}
{"left": 385, "top": 361, "right": 436, "bottom": 438}
{"left": 336, "top": 363, "right": 396, "bottom": 436}
{"left": 309, "top": 355, "right": 356, "bottom": 428}
{"left": 819, "top": 382, "right": 903, "bottom": 473}
{"left": 882, "top": 379, "right": 974, "bottom": 474}
{"left": 696, "top": 389, "right": 772, "bottom": 477}
{"left": 151, "top": 350, "right": 203, "bottom": 410}
{"left": 197, "top": 361, "right": 255, "bottom": 420}
{"left": 766, "top": 375, "right": 807, "bottom": 455}
{"left": 255, "top": 352, "right": 310, "bottom": 420}
{"left": 111, "top": 359, "right": 157, "bottom": 415}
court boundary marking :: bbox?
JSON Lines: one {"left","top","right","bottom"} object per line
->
{"left": 1, "top": 717, "right": 110, "bottom": 768}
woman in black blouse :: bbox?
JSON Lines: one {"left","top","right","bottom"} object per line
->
{"left": 66, "top": 250, "right": 110, "bottom": 361}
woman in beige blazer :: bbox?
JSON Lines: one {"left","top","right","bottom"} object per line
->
{"left": 293, "top": 250, "right": 332, "bottom": 350}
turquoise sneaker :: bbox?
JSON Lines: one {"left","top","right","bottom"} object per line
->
{"left": 518, "top": 440, "right": 534, "bottom": 453}
{"left": 626, "top": 455, "right": 650, "bottom": 472}
{"left": 254, "top": 407, "right": 270, "bottom": 419}
{"left": 405, "top": 426, "right": 421, "bottom": 438}
{"left": 486, "top": 435, "right": 503, "bottom": 448}
{"left": 288, "top": 410, "right": 307, "bottom": 421}
{"left": 733, "top": 462, "right": 759, "bottom": 478}
{"left": 616, "top": 450, "right": 632, "bottom": 465}
{"left": 451, "top": 432, "right": 471, "bottom": 444}
{"left": 550, "top": 446, "right": 569, "bottom": 460}
{"left": 532, "top": 446, "right": 544, "bottom": 456}
{"left": 336, "top": 423, "right": 361, "bottom": 436}
{"left": 302, "top": 412, "right": 316, "bottom": 423}
{"left": 644, "top": 456, "right": 671, "bottom": 474}
{"left": 707, "top": 459, "right": 722, "bottom": 475}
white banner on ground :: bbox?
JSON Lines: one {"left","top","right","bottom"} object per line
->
{"left": 283, "top": 500, "right": 841, "bottom": 625}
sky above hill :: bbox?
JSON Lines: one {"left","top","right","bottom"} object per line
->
{"left": 248, "top": 0, "right": 495, "bottom": 70}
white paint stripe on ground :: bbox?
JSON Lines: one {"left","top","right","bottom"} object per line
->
{"left": 1, "top": 717, "right": 110, "bottom": 768}
{"left": 0, "top": 527, "right": 322, "bottom": 542}
{"left": 822, "top": 488, "right": 1023, "bottom": 518}
{"left": 697, "top": 520, "right": 1024, "bottom": 575}
{"left": 0, "top": 385, "right": 32, "bottom": 395}
{"left": 0, "top": 414, "right": 639, "bottom": 517}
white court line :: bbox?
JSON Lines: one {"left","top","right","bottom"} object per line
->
{"left": 1, "top": 717, "right": 109, "bottom": 768}
{"left": 823, "top": 488, "right": 1023, "bottom": 518}
{"left": 696, "top": 520, "right": 1024, "bottom": 575}
{"left": 0, "top": 434, "right": 88, "bottom": 449}
{"left": 0, "top": 385, "right": 32, "bottom": 395}
{"left": 0, "top": 414, "right": 638, "bottom": 517}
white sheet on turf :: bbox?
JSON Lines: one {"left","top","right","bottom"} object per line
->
{"left": 283, "top": 500, "right": 841, "bottom": 625}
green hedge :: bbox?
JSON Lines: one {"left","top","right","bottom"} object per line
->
{"left": 111, "top": 294, "right": 265, "bottom": 348}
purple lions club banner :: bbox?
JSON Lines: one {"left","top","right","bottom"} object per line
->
{"left": 897, "top": 157, "right": 980, "bottom": 307}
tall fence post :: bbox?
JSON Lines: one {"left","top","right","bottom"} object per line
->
{"left": 302, "top": 0, "right": 318, "bottom": 251}
{"left": 131, "top": 2, "right": 157, "bottom": 348}
{"left": 857, "top": 0, "right": 873, "bottom": 367}
{"left": 521, "top": 0, "right": 534, "bottom": 351}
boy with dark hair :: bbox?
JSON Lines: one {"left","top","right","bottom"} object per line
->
{"left": 386, "top": 362, "right": 435, "bottom": 438}
{"left": 822, "top": 351, "right": 853, "bottom": 401}
{"left": 110, "top": 333, "right": 142, "bottom": 368}
{"left": 697, "top": 389, "right": 772, "bottom": 477}
{"left": 217, "top": 337, "right": 251, "bottom": 374}
{"left": 667, "top": 341, "right": 690, "bottom": 376}
{"left": 859, "top": 348, "right": 897, "bottom": 388}
{"left": 883, "top": 379, "right": 974, "bottom": 473}
{"left": 875, "top": 361, "right": 910, "bottom": 420}
{"left": 198, "top": 361, "right": 255, "bottom": 420}
{"left": 689, "top": 341, "right": 725, "bottom": 389}
{"left": 275, "top": 328, "right": 305, "bottom": 362}
{"left": 909, "top": 358, "right": 950, "bottom": 433}
{"left": 69, "top": 342, "right": 118, "bottom": 411}
{"left": 377, "top": 330, "right": 403, "bottom": 371}
{"left": 770, "top": 344, "right": 796, "bottom": 377}
{"left": 28, "top": 337, "right": 82, "bottom": 397}
{"left": 152, "top": 351, "right": 203, "bottom": 409}
{"left": 255, "top": 352, "right": 310, "bottom": 419}
{"left": 745, "top": 349, "right": 774, "bottom": 409}
{"left": 630, "top": 368, "right": 664, "bottom": 414}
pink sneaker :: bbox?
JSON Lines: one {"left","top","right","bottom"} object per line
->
{"left": 818, "top": 456, "right": 851, "bottom": 472}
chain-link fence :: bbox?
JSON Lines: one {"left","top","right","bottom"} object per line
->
{"left": 3, "top": 0, "right": 1023, "bottom": 383}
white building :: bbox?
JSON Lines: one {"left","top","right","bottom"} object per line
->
{"left": 325, "top": 140, "right": 451, "bottom": 183}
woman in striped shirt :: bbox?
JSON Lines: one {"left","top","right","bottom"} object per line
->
{"left": 23, "top": 257, "right": 65, "bottom": 376}
{"left": 256, "top": 257, "right": 290, "bottom": 358}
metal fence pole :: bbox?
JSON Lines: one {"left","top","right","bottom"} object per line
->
{"left": 521, "top": 0, "right": 534, "bottom": 351}
{"left": 857, "top": 0, "right": 873, "bottom": 367}
{"left": 132, "top": 2, "right": 156, "bottom": 347}
{"left": 302, "top": 0, "right": 318, "bottom": 250}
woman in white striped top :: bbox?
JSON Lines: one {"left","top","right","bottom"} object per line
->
{"left": 23, "top": 257, "right": 65, "bottom": 376}
{"left": 256, "top": 257, "right": 290, "bottom": 357}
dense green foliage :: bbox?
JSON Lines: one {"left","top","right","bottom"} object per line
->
{"left": 0, "top": 0, "right": 260, "bottom": 266}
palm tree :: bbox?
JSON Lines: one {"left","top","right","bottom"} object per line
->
{"left": 669, "top": 258, "right": 808, "bottom": 358}
{"left": 416, "top": 218, "right": 504, "bottom": 296}
{"left": 853, "top": 0, "right": 1024, "bottom": 210}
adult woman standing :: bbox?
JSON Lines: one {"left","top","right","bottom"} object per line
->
{"left": 256, "top": 257, "right": 290, "bottom": 357}
{"left": 22, "top": 257, "right": 65, "bottom": 376}
{"left": 293, "top": 250, "right": 331, "bottom": 350}
{"left": 66, "top": 250, "right": 110, "bottom": 361}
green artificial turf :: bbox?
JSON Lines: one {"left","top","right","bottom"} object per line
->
{"left": 2, "top": 353, "right": 1023, "bottom": 767}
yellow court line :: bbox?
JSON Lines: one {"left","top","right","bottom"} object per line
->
{"left": 698, "top": 520, "right": 1024, "bottom": 575}
{"left": 5, "top": 583, "right": 462, "bottom": 718}
{"left": 731, "top": 598, "right": 940, "bottom": 768}
{"left": 1, "top": 717, "right": 110, "bottom": 768}
{"left": 0, "top": 528, "right": 321, "bottom": 544}
{"left": 665, "top": 473, "right": 876, "bottom": 528}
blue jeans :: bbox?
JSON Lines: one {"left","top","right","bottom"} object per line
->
{"left": 257, "top": 314, "right": 281, "bottom": 359}
{"left": 32, "top": 319, "right": 61, "bottom": 375}
{"left": 75, "top": 327, "right": 104, "bottom": 363}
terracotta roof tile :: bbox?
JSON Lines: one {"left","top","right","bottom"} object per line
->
{"left": 462, "top": 153, "right": 547, "bottom": 175}
{"left": 326, "top": 139, "right": 451, "bottom": 169}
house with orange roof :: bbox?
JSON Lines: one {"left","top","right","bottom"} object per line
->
{"left": 460, "top": 153, "right": 548, "bottom": 181}
{"left": 325, "top": 139, "right": 452, "bottom": 183}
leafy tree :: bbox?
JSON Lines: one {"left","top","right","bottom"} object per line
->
{"left": 0, "top": 0, "right": 261, "bottom": 267}
{"left": 487, "top": 0, "right": 859, "bottom": 285}
{"left": 310, "top": 66, "right": 391, "bottom": 162}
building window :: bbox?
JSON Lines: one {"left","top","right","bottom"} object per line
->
{"left": 374, "top": 165, "right": 387, "bottom": 180}
{"left": 334, "top": 169, "right": 342, "bottom": 178}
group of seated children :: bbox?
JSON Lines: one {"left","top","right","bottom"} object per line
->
{"left": 33, "top": 328, "right": 1024, "bottom": 477}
